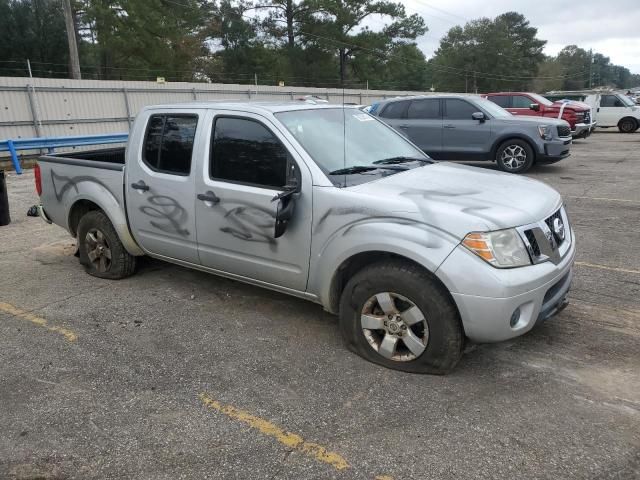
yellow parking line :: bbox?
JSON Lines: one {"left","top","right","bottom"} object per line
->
{"left": 567, "top": 195, "right": 640, "bottom": 204}
{"left": 0, "top": 302, "right": 77, "bottom": 342}
{"left": 574, "top": 261, "right": 640, "bottom": 275}
{"left": 199, "top": 393, "right": 349, "bottom": 471}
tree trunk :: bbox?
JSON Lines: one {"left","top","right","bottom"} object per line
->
{"left": 286, "top": 0, "right": 294, "bottom": 48}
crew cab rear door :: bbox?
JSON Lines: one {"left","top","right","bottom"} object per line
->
{"left": 193, "top": 111, "right": 312, "bottom": 291}
{"left": 125, "top": 109, "right": 204, "bottom": 264}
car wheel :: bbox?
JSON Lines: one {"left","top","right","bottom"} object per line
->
{"left": 339, "top": 260, "right": 463, "bottom": 374}
{"left": 77, "top": 210, "right": 136, "bottom": 279}
{"left": 496, "top": 139, "right": 534, "bottom": 173}
{"left": 618, "top": 117, "right": 637, "bottom": 133}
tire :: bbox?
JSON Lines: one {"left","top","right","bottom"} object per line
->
{"left": 77, "top": 210, "right": 136, "bottom": 279}
{"left": 495, "top": 139, "right": 534, "bottom": 173}
{"left": 618, "top": 117, "right": 637, "bottom": 133}
{"left": 339, "top": 260, "right": 463, "bottom": 374}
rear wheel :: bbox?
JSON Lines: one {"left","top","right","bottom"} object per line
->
{"left": 77, "top": 210, "right": 136, "bottom": 279}
{"left": 339, "top": 260, "right": 463, "bottom": 374}
{"left": 618, "top": 117, "right": 637, "bottom": 133}
{"left": 496, "top": 139, "right": 534, "bottom": 173}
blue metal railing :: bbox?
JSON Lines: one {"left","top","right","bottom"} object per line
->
{"left": 0, "top": 133, "right": 129, "bottom": 174}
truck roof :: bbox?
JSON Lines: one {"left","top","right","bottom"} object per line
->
{"left": 141, "top": 101, "right": 351, "bottom": 115}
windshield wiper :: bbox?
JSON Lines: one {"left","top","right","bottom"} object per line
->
{"left": 373, "top": 156, "right": 431, "bottom": 165}
{"left": 328, "top": 165, "right": 408, "bottom": 175}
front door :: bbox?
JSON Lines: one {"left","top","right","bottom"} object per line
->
{"left": 441, "top": 98, "right": 492, "bottom": 159}
{"left": 125, "top": 110, "right": 202, "bottom": 263}
{"left": 194, "top": 113, "right": 312, "bottom": 291}
{"left": 508, "top": 94, "right": 539, "bottom": 118}
{"left": 598, "top": 94, "right": 626, "bottom": 127}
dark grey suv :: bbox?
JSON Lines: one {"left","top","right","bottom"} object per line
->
{"left": 370, "top": 94, "right": 572, "bottom": 173}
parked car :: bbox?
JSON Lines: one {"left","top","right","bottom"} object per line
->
{"left": 482, "top": 92, "right": 595, "bottom": 138}
{"left": 35, "top": 102, "right": 575, "bottom": 374}
{"left": 546, "top": 91, "right": 640, "bottom": 133}
{"left": 370, "top": 95, "right": 572, "bottom": 173}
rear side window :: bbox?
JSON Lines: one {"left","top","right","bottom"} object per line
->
{"left": 407, "top": 99, "right": 440, "bottom": 119}
{"left": 211, "top": 117, "right": 289, "bottom": 189}
{"left": 444, "top": 99, "right": 477, "bottom": 120}
{"left": 380, "top": 100, "right": 410, "bottom": 119}
{"left": 601, "top": 95, "right": 623, "bottom": 107}
{"left": 512, "top": 95, "right": 533, "bottom": 108}
{"left": 142, "top": 114, "right": 198, "bottom": 175}
{"left": 487, "top": 95, "right": 510, "bottom": 108}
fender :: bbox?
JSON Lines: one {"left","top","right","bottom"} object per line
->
{"left": 308, "top": 217, "right": 460, "bottom": 308}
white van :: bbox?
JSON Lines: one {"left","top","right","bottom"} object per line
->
{"left": 583, "top": 93, "right": 640, "bottom": 133}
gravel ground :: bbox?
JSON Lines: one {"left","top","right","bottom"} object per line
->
{"left": 0, "top": 132, "right": 638, "bottom": 480}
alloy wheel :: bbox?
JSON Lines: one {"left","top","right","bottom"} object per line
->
{"left": 360, "top": 292, "right": 429, "bottom": 362}
{"left": 500, "top": 145, "right": 527, "bottom": 170}
{"left": 85, "top": 228, "right": 112, "bottom": 273}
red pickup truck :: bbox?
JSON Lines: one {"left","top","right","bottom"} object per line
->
{"left": 483, "top": 92, "right": 596, "bottom": 138}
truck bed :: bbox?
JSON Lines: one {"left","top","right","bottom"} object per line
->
{"left": 45, "top": 147, "right": 126, "bottom": 166}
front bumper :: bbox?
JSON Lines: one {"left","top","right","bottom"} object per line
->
{"left": 539, "top": 138, "right": 572, "bottom": 163}
{"left": 436, "top": 230, "right": 576, "bottom": 343}
{"left": 571, "top": 122, "right": 597, "bottom": 138}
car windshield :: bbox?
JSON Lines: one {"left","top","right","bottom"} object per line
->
{"left": 275, "top": 108, "right": 430, "bottom": 185}
{"left": 528, "top": 93, "right": 554, "bottom": 107}
{"left": 473, "top": 97, "right": 513, "bottom": 118}
{"left": 618, "top": 94, "right": 636, "bottom": 107}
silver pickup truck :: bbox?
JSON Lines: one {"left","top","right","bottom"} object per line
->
{"left": 35, "top": 102, "right": 575, "bottom": 374}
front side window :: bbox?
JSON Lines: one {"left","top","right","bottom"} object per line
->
{"left": 487, "top": 95, "right": 510, "bottom": 108}
{"left": 211, "top": 117, "right": 289, "bottom": 189}
{"left": 407, "top": 99, "right": 440, "bottom": 119}
{"left": 512, "top": 95, "right": 534, "bottom": 108}
{"left": 444, "top": 99, "right": 477, "bottom": 120}
{"left": 380, "top": 100, "right": 410, "bottom": 119}
{"left": 142, "top": 114, "right": 198, "bottom": 175}
{"left": 601, "top": 95, "right": 623, "bottom": 107}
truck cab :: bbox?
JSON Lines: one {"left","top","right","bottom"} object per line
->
{"left": 483, "top": 92, "right": 595, "bottom": 138}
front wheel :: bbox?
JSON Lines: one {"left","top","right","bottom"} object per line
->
{"left": 339, "top": 260, "right": 463, "bottom": 374}
{"left": 77, "top": 210, "right": 136, "bottom": 279}
{"left": 496, "top": 139, "right": 534, "bottom": 173}
{"left": 618, "top": 117, "right": 637, "bottom": 133}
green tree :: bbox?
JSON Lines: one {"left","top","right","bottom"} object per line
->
{"left": 0, "top": 0, "right": 69, "bottom": 77}
{"left": 430, "top": 12, "right": 545, "bottom": 92}
{"left": 302, "top": 0, "right": 427, "bottom": 85}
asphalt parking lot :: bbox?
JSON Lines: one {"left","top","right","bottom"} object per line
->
{"left": 1, "top": 132, "right": 639, "bottom": 480}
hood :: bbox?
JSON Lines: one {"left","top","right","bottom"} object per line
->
{"left": 499, "top": 115, "right": 569, "bottom": 127}
{"left": 351, "top": 162, "right": 562, "bottom": 239}
{"left": 551, "top": 100, "right": 590, "bottom": 111}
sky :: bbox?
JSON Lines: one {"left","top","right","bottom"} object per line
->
{"left": 383, "top": 0, "right": 640, "bottom": 74}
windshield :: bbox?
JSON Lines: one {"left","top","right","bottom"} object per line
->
{"left": 473, "top": 97, "right": 513, "bottom": 118}
{"left": 618, "top": 94, "right": 636, "bottom": 107}
{"left": 275, "top": 108, "right": 430, "bottom": 184}
{"left": 528, "top": 93, "right": 554, "bottom": 107}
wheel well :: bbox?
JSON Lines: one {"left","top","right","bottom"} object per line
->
{"left": 491, "top": 136, "right": 537, "bottom": 161}
{"left": 327, "top": 251, "right": 456, "bottom": 317}
{"left": 68, "top": 200, "right": 102, "bottom": 237}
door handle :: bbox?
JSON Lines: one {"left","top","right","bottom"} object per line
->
{"left": 131, "top": 181, "right": 149, "bottom": 191}
{"left": 398, "top": 124, "right": 409, "bottom": 129}
{"left": 197, "top": 192, "right": 220, "bottom": 204}
{"left": 444, "top": 124, "right": 455, "bottom": 129}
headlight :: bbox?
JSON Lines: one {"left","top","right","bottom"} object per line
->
{"left": 537, "top": 125, "right": 552, "bottom": 140}
{"left": 462, "top": 229, "right": 531, "bottom": 268}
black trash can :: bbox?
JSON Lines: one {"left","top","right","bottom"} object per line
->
{"left": 0, "top": 170, "right": 10, "bottom": 226}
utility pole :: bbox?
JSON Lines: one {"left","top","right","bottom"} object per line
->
{"left": 62, "top": 0, "right": 82, "bottom": 79}
{"left": 589, "top": 49, "right": 593, "bottom": 89}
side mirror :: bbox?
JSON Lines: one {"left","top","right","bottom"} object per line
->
{"left": 530, "top": 103, "right": 540, "bottom": 112}
{"left": 272, "top": 172, "right": 301, "bottom": 239}
{"left": 471, "top": 112, "right": 485, "bottom": 122}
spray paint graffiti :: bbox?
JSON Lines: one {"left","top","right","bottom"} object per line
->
{"left": 51, "top": 170, "right": 119, "bottom": 204}
{"left": 139, "top": 195, "right": 190, "bottom": 237}
{"left": 220, "top": 204, "right": 276, "bottom": 244}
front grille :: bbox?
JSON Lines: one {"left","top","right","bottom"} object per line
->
{"left": 524, "top": 230, "right": 541, "bottom": 257}
{"left": 545, "top": 209, "right": 565, "bottom": 246}
{"left": 557, "top": 125, "right": 571, "bottom": 137}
